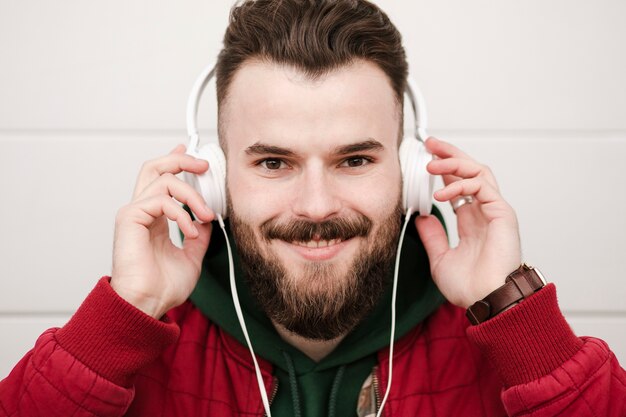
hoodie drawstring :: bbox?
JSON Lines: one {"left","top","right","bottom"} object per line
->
{"left": 282, "top": 350, "right": 302, "bottom": 417}
{"left": 327, "top": 365, "right": 346, "bottom": 417}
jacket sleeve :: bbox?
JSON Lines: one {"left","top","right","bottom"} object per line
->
{"left": 467, "top": 284, "right": 626, "bottom": 416}
{"left": 0, "top": 277, "right": 179, "bottom": 417}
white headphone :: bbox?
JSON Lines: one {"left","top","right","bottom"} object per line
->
{"left": 183, "top": 62, "right": 434, "bottom": 219}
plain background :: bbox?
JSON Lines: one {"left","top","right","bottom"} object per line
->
{"left": 0, "top": 0, "right": 625, "bottom": 377}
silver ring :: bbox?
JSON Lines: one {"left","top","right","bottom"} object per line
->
{"left": 451, "top": 195, "right": 474, "bottom": 213}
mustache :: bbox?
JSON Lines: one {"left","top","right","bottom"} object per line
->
{"left": 260, "top": 215, "right": 372, "bottom": 243}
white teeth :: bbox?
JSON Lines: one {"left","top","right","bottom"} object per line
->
{"left": 293, "top": 239, "right": 341, "bottom": 248}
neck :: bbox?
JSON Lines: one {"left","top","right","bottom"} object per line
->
{"left": 272, "top": 320, "right": 346, "bottom": 362}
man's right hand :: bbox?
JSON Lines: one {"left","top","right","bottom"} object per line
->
{"left": 110, "top": 144, "right": 215, "bottom": 318}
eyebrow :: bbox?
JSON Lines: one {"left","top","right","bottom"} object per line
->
{"left": 334, "top": 139, "right": 384, "bottom": 155}
{"left": 245, "top": 139, "right": 384, "bottom": 157}
{"left": 245, "top": 143, "right": 296, "bottom": 157}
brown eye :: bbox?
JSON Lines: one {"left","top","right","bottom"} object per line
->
{"left": 343, "top": 157, "right": 367, "bottom": 168}
{"left": 262, "top": 159, "right": 284, "bottom": 170}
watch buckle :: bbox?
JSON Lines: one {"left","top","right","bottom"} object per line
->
{"left": 522, "top": 263, "right": 547, "bottom": 286}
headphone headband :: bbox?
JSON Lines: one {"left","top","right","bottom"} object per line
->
{"left": 186, "top": 64, "right": 216, "bottom": 151}
{"left": 186, "top": 62, "right": 429, "bottom": 151}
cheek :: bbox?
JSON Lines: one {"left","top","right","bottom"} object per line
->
{"left": 226, "top": 165, "right": 285, "bottom": 222}
{"left": 342, "top": 168, "right": 403, "bottom": 218}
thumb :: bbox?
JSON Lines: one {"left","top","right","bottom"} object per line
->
{"left": 182, "top": 221, "right": 212, "bottom": 264}
{"left": 415, "top": 215, "right": 449, "bottom": 265}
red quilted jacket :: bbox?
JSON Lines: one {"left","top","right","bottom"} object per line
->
{"left": 1, "top": 277, "right": 625, "bottom": 416}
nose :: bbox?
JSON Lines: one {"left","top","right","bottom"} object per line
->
{"left": 291, "top": 163, "right": 342, "bottom": 221}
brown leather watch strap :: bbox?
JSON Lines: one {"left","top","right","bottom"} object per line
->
{"left": 466, "top": 264, "right": 547, "bottom": 325}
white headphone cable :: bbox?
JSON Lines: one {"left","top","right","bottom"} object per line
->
{"left": 217, "top": 214, "right": 273, "bottom": 417}
{"left": 376, "top": 208, "right": 413, "bottom": 417}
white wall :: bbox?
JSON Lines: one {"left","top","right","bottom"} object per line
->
{"left": 1, "top": 0, "right": 625, "bottom": 378}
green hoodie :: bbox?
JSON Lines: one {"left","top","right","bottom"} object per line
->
{"left": 188, "top": 210, "right": 446, "bottom": 417}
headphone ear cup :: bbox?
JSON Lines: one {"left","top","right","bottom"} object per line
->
{"left": 183, "top": 141, "right": 227, "bottom": 219}
{"left": 399, "top": 137, "right": 434, "bottom": 216}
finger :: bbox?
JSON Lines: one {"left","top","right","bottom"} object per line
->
{"left": 428, "top": 158, "right": 499, "bottom": 189}
{"left": 441, "top": 174, "right": 462, "bottom": 187}
{"left": 127, "top": 195, "right": 201, "bottom": 239}
{"left": 430, "top": 150, "right": 463, "bottom": 186}
{"left": 428, "top": 157, "right": 481, "bottom": 178}
{"left": 425, "top": 137, "right": 471, "bottom": 160}
{"left": 135, "top": 173, "right": 214, "bottom": 223}
{"left": 133, "top": 154, "right": 209, "bottom": 199}
{"left": 415, "top": 215, "right": 449, "bottom": 266}
{"left": 434, "top": 177, "right": 501, "bottom": 206}
{"left": 182, "top": 221, "right": 212, "bottom": 261}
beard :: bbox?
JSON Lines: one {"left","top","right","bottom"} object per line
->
{"left": 229, "top": 201, "right": 403, "bottom": 341}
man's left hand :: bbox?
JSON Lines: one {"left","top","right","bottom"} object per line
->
{"left": 415, "top": 137, "right": 522, "bottom": 309}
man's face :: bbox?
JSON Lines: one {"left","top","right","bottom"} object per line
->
{"left": 222, "top": 59, "right": 403, "bottom": 340}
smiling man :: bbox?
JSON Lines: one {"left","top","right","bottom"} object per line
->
{"left": 227, "top": 61, "right": 404, "bottom": 346}
{"left": 1, "top": 0, "right": 625, "bottom": 416}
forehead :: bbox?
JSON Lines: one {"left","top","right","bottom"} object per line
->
{"left": 220, "top": 59, "right": 400, "bottom": 152}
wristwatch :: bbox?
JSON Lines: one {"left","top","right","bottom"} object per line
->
{"left": 466, "top": 264, "right": 548, "bottom": 325}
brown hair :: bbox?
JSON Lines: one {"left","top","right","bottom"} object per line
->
{"left": 216, "top": 0, "right": 408, "bottom": 145}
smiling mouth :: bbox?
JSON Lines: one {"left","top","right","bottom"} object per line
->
{"left": 291, "top": 238, "right": 343, "bottom": 249}
{"left": 278, "top": 236, "right": 354, "bottom": 261}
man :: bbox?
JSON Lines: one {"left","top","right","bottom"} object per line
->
{"left": 1, "top": 0, "right": 624, "bottom": 416}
